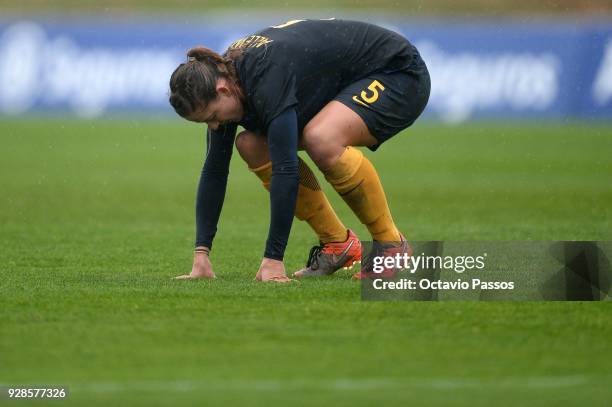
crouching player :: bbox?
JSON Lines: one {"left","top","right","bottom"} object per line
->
{"left": 170, "top": 19, "right": 430, "bottom": 282}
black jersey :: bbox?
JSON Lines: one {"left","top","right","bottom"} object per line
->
{"left": 229, "top": 19, "right": 417, "bottom": 133}
{"left": 196, "top": 19, "right": 424, "bottom": 261}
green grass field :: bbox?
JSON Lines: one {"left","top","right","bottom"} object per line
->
{"left": 1, "top": 119, "right": 611, "bottom": 406}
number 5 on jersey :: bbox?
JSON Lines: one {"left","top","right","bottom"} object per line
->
{"left": 353, "top": 80, "right": 385, "bottom": 107}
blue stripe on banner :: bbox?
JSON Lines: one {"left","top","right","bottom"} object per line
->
{"left": 0, "top": 18, "right": 610, "bottom": 121}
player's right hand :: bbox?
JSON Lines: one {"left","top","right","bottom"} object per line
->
{"left": 175, "top": 251, "right": 216, "bottom": 279}
{"left": 255, "top": 257, "right": 292, "bottom": 283}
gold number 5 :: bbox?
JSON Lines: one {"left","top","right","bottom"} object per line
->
{"left": 361, "top": 80, "right": 385, "bottom": 103}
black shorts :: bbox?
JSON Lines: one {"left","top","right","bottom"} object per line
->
{"left": 334, "top": 52, "right": 431, "bottom": 151}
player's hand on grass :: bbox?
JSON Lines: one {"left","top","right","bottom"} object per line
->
{"left": 175, "top": 248, "right": 216, "bottom": 280}
{"left": 256, "top": 257, "right": 292, "bottom": 283}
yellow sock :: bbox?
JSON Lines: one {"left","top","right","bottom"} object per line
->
{"left": 250, "top": 158, "right": 347, "bottom": 243}
{"left": 322, "top": 147, "right": 400, "bottom": 242}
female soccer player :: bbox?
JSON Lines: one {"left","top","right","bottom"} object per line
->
{"left": 170, "top": 19, "right": 430, "bottom": 282}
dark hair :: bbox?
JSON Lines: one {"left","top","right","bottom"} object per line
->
{"left": 168, "top": 47, "right": 242, "bottom": 118}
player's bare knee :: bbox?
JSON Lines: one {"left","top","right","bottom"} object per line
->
{"left": 235, "top": 130, "right": 256, "bottom": 152}
{"left": 303, "top": 125, "right": 343, "bottom": 170}
{"left": 235, "top": 131, "right": 269, "bottom": 167}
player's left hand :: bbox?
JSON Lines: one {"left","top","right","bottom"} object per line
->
{"left": 256, "top": 257, "right": 293, "bottom": 283}
{"left": 175, "top": 249, "right": 216, "bottom": 280}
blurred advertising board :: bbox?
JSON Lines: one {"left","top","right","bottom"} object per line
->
{"left": 0, "top": 17, "right": 610, "bottom": 122}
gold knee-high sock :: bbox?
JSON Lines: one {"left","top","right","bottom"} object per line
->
{"left": 323, "top": 147, "right": 400, "bottom": 242}
{"left": 250, "top": 158, "right": 347, "bottom": 243}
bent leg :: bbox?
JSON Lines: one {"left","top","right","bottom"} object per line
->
{"left": 300, "top": 101, "right": 377, "bottom": 169}
{"left": 302, "top": 101, "right": 401, "bottom": 242}
{"left": 235, "top": 130, "right": 347, "bottom": 243}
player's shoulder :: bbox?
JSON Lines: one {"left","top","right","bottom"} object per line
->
{"left": 227, "top": 18, "right": 368, "bottom": 53}
{"left": 227, "top": 25, "right": 291, "bottom": 80}
{"left": 260, "top": 18, "right": 377, "bottom": 38}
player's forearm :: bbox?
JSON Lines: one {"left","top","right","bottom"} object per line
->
{"left": 265, "top": 170, "right": 298, "bottom": 260}
{"left": 195, "top": 168, "right": 229, "bottom": 248}
{"left": 263, "top": 108, "right": 299, "bottom": 260}
{"left": 194, "top": 124, "right": 237, "bottom": 249}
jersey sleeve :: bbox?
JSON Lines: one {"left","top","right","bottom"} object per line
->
{"left": 250, "top": 61, "right": 299, "bottom": 131}
{"left": 194, "top": 123, "right": 237, "bottom": 249}
{"left": 263, "top": 108, "right": 299, "bottom": 260}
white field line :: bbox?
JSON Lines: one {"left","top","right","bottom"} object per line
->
{"left": 54, "top": 375, "right": 593, "bottom": 393}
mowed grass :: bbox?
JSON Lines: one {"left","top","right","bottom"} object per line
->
{"left": 0, "top": 118, "right": 611, "bottom": 406}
